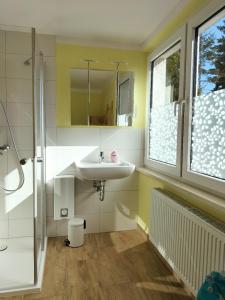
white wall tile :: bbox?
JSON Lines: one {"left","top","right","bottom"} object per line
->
{"left": 113, "top": 149, "right": 144, "bottom": 167}
{"left": 0, "top": 31, "right": 5, "bottom": 53}
{"left": 46, "top": 194, "right": 54, "bottom": 217}
{"left": 76, "top": 192, "right": 99, "bottom": 215}
{"left": 0, "top": 194, "right": 8, "bottom": 220}
{"left": 0, "top": 220, "right": 8, "bottom": 238}
{"left": 115, "top": 210, "right": 137, "bottom": 230}
{"left": 0, "top": 125, "right": 7, "bottom": 150}
{"left": 55, "top": 147, "right": 77, "bottom": 175}
{"left": 9, "top": 218, "right": 33, "bottom": 237}
{"left": 100, "top": 191, "right": 138, "bottom": 213}
{"left": 46, "top": 147, "right": 58, "bottom": 182}
{"left": 11, "top": 126, "right": 33, "bottom": 149}
{"left": 57, "top": 128, "right": 100, "bottom": 146}
{"left": 99, "top": 213, "right": 115, "bottom": 233}
{"left": 45, "top": 80, "right": 56, "bottom": 105}
{"left": 75, "top": 178, "right": 94, "bottom": 194}
{"left": 100, "top": 210, "right": 137, "bottom": 233}
{"left": 105, "top": 172, "right": 138, "bottom": 192}
{"left": 6, "top": 31, "right": 31, "bottom": 55}
{"left": 45, "top": 57, "right": 56, "bottom": 80}
{"left": 0, "top": 53, "right": 5, "bottom": 78}
{"left": 47, "top": 217, "right": 57, "bottom": 237}
{"left": 36, "top": 56, "right": 55, "bottom": 80}
{"left": 100, "top": 128, "right": 142, "bottom": 150}
{"left": 7, "top": 78, "right": 32, "bottom": 103}
{"left": 0, "top": 103, "right": 7, "bottom": 126}
{"left": 46, "top": 127, "right": 57, "bottom": 146}
{"left": 36, "top": 34, "right": 56, "bottom": 57}
{"left": 6, "top": 54, "right": 32, "bottom": 79}
{"left": 8, "top": 195, "right": 33, "bottom": 219}
{"left": 6, "top": 155, "right": 33, "bottom": 210}
{"left": 0, "top": 127, "right": 8, "bottom": 189}
{"left": 0, "top": 78, "right": 6, "bottom": 101}
{"left": 7, "top": 103, "right": 33, "bottom": 126}
{"left": 56, "top": 219, "right": 68, "bottom": 236}
{"left": 46, "top": 178, "right": 54, "bottom": 196}
{"left": 45, "top": 105, "right": 56, "bottom": 127}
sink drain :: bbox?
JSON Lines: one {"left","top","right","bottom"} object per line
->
{"left": 0, "top": 244, "right": 7, "bottom": 251}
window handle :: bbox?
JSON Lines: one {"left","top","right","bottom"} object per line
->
{"left": 174, "top": 99, "right": 186, "bottom": 116}
{"left": 173, "top": 101, "right": 180, "bottom": 116}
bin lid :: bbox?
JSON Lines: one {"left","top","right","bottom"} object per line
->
{"left": 69, "top": 217, "right": 84, "bottom": 226}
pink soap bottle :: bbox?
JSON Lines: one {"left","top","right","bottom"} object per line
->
{"left": 111, "top": 150, "right": 118, "bottom": 163}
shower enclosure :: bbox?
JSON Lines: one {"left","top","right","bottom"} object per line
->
{"left": 0, "top": 26, "right": 47, "bottom": 294}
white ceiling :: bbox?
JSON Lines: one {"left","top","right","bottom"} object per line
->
{"left": 0, "top": 0, "right": 190, "bottom": 49}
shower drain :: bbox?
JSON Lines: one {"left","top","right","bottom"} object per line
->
{"left": 0, "top": 244, "right": 7, "bottom": 251}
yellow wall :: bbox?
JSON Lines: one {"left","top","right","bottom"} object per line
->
{"left": 143, "top": 0, "right": 211, "bottom": 53}
{"left": 138, "top": 173, "right": 225, "bottom": 234}
{"left": 56, "top": 43, "right": 147, "bottom": 128}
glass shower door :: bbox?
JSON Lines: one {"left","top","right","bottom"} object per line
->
{"left": 35, "top": 50, "right": 46, "bottom": 278}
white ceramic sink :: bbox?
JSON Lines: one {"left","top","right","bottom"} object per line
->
{"left": 76, "top": 161, "right": 135, "bottom": 180}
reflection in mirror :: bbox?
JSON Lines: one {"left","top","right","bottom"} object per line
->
{"left": 71, "top": 69, "right": 116, "bottom": 126}
{"left": 70, "top": 68, "right": 134, "bottom": 126}
{"left": 117, "top": 72, "right": 134, "bottom": 126}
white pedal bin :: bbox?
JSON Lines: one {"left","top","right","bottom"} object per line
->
{"left": 68, "top": 217, "right": 85, "bottom": 247}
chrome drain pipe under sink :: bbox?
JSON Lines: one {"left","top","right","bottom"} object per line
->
{"left": 93, "top": 180, "right": 106, "bottom": 201}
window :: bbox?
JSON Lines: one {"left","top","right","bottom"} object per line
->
{"left": 145, "top": 28, "right": 185, "bottom": 177}
{"left": 189, "top": 9, "right": 225, "bottom": 181}
{"left": 149, "top": 43, "right": 180, "bottom": 166}
{"left": 146, "top": 2, "right": 225, "bottom": 195}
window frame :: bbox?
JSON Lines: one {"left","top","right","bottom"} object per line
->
{"left": 145, "top": 0, "right": 225, "bottom": 197}
{"left": 182, "top": 0, "right": 225, "bottom": 195}
{"left": 145, "top": 26, "right": 186, "bottom": 178}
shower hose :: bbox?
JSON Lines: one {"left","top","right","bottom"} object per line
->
{"left": 0, "top": 100, "right": 25, "bottom": 192}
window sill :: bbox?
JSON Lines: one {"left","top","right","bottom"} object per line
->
{"left": 136, "top": 167, "right": 225, "bottom": 213}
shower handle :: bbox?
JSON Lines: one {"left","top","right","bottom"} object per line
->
{"left": 0, "top": 144, "right": 10, "bottom": 151}
{"left": 37, "top": 157, "right": 43, "bottom": 163}
{"left": 0, "top": 144, "right": 10, "bottom": 155}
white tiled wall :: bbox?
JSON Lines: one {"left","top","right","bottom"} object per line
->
{"left": 0, "top": 30, "right": 34, "bottom": 239}
{"left": 0, "top": 30, "right": 144, "bottom": 238}
{"left": 0, "top": 30, "right": 56, "bottom": 239}
{"left": 46, "top": 127, "right": 144, "bottom": 236}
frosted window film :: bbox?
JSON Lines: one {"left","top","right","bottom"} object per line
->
{"left": 149, "top": 103, "right": 178, "bottom": 165}
{"left": 191, "top": 89, "right": 225, "bottom": 179}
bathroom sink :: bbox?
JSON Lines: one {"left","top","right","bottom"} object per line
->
{"left": 76, "top": 161, "right": 135, "bottom": 180}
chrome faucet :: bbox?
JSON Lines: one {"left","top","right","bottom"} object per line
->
{"left": 99, "top": 151, "right": 104, "bottom": 163}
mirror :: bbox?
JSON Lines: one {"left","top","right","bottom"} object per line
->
{"left": 70, "top": 68, "right": 134, "bottom": 126}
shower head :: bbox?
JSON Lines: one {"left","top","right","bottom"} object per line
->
{"left": 24, "top": 57, "right": 32, "bottom": 65}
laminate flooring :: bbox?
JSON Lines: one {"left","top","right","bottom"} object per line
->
{"left": 0, "top": 229, "right": 194, "bottom": 300}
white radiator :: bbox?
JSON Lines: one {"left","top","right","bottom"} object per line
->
{"left": 150, "top": 188, "right": 225, "bottom": 295}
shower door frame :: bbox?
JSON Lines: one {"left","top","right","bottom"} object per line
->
{"left": 32, "top": 28, "right": 47, "bottom": 286}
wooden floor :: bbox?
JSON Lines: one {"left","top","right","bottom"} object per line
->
{"left": 1, "top": 229, "right": 193, "bottom": 300}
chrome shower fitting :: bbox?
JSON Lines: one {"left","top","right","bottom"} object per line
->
{"left": 0, "top": 243, "right": 7, "bottom": 251}
{"left": 24, "top": 56, "right": 32, "bottom": 65}
{"left": 0, "top": 144, "right": 10, "bottom": 155}
{"left": 0, "top": 100, "right": 25, "bottom": 192}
